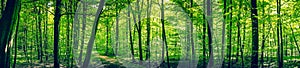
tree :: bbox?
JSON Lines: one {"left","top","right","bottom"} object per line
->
{"left": 250, "top": 0, "right": 259, "bottom": 67}
{"left": 160, "top": 0, "right": 170, "bottom": 67}
{"left": 13, "top": 4, "right": 21, "bottom": 68}
{"left": 202, "top": 0, "right": 207, "bottom": 67}
{"left": 136, "top": 0, "right": 143, "bottom": 61}
{"left": 78, "top": 0, "right": 87, "bottom": 65}
{"left": 82, "top": 0, "right": 105, "bottom": 67}
{"left": 206, "top": 0, "right": 214, "bottom": 67}
{"left": 221, "top": 0, "right": 226, "bottom": 67}
{"left": 128, "top": 0, "right": 135, "bottom": 61}
{"left": 54, "top": 0, "right": 62, "bottom": 67}
{"left": 115, "top": 0, "right": 120, "bottom": 56}
{"left": 228, "top": 0, "right": 233, "bottom": 67}
{"left": 0, "top": 0, "right": 20, "bottom": 67}
{"left": 145, "top": 0, "right": 152, "bottom": 61}
{"left": 189, "top": 0, "right": 196, "bottom": 67}
{"left": 276, "top": 0, "right": 283, "bottom": 67}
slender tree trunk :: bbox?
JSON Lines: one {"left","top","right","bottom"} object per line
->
{"left": 78, "top": 0, "right": 87, "bottom": 65}
{"left": 13, "top": 4, "right": 21, "bottom": 68}
{"left": 54, "top": 0, "right": 62, "bottom": 67}
{"left": 160, "top": 0, "right": 170, "bottom": 67}
{"left": 66, "top": 2, "right": 71, "bottom": 67}
{"left": 115, "top": 1, "right": 119, "bottom": 56}
{"left": 189, "top": 0, "right": 195, "bottom": 68}
{"left": 44, "top": 6, "right": 49, "bottom": 61}
{"left": 228, "top": 0, "right": 233, "bottom": 67}
{"left": 145, "top": 0, "right": 151, "bottom": 61}
{"left": 81, "top": 0, "right": 105, "bottom": 67}
{"left": 105, "top": 19, "right": 110, "bottom": 55}
{"left": 250, "top": 0, "right": 259, "bottom": 67}
{"left": 289, "top": 24, "right": 300, "bottom": 54}
{"left": 136, "top": 0, "right": 143, "bottom": 61}
{"left": 202, "top": 0, "right": 206, "bottom": 67}
{"left": 221, "top": 0, "right": 226, "bottom": 67}
{"left": 276, "top": 0, "right": 283, "bottom": 67}
{"left": 38, "top": 8, "right": 43, "bottom": 63}
{"left": 206, "top": 0, "right": 213, "bottom": 67}
{"left": 128, "top": 0, "right": 135, "bottom": 61}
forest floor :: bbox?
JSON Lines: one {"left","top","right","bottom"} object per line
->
{"left": 90, "top": 51, "right": 125, "bottom": 68}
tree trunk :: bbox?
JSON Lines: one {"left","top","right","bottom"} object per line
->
{"left": 189, "top": 0, "right": 195, "bottom": 68}
{"left": 54, "top": 0, "right": 62, "bottom": 67}
{"left": 276, "top": 0, "right": 283, "bottom": 67}
{"left": 228, "top": 0, "right": 232, "bottom": 67}
{"left": 128, "top": 0, "right": 135, "bottom": 61}
{"left": 13, "top": 4, "right": 21, "bottom": 68}
{"left": 115, "top": 1, "right": 119, "bottom": 56}
{"left": 81, "top": 0, "right": 105, "bottom": 67}
{"left": 136, "top": 0, "right": 143, "bottom": 61}
{"left": 221, "top": 0, "right": 226, "bottom": 67}
{"left": 0, "top": 0, "right": 20, "bottom": 67}
{"left": 202, "top": 0, "right": 206, "bottom": 67}
{"left": 289, "top": 24, "right": 300, "bottom": 54}
{"left": 145, "top": 0, "right": 151, "bottom": 61}
{"left": 38, "top": 8, "right": 43, "bottom": 63}
{"left": 206, "top": 0, "right": 213, "bottom": 67}
{"left": 160, "top": 0, "right": 170, "bottom": 67}
{"left": 250, "top": 0, "right": 259, "bottom": 67}
{"left": 78, "top": 0, "right": 87, "bottom": 65}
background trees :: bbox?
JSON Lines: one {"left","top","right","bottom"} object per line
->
{"left": 0, "top": 0, "right": 299, "bottom": 68}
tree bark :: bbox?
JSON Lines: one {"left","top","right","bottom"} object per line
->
{"left": 228, "top": 0, "right": 233, "bottom": 67}
{"left": 206, "top": 0, "right": 213, "bottom": 67}
{"left": 145, "top": 0, "right": 151, "bottom": 61}
{"left": 78, "top": 0, "right": 87, "bottom": 65}
{"left": 189, "top": 0, "right": 195, "bottom": 68}
{"left": 250, "top": 0, "right": 259, "bottom": 67}
{"left": 81, "top": 0, "right": 105, "bottom": 67}
{"left": 221, "top": 0, "right": 226, "bottom": 67}
{"left": 136, "top": 0, "right": 143, "bottom": 61}
{"left": 54, "top": 0, "right": 62, "bottom": 67}
{"left": 115, "top": 1, "right": 119, "bottom": 56}
{"left": 128, "top": 0, "right": 135, "bottom": 61}
{"left": 13, "top": 4, "right": 21, "bottom": 68}
{"left": 0, "top": 0, "right": 20, "bottom": 67}
{"left": 202, "top": 0, "right": 206, "bottom": 67}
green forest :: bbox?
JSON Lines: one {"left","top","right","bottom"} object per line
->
{"left": 0, "top": 0, "right": 300, "bottom": 68}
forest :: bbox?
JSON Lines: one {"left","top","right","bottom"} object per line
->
{"left": 0, "top": 0, "right": 300, "bottom": 68}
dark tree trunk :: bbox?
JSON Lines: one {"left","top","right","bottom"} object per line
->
{"left": 105, "top": 19, "right": 109, "bottom": 55}
{"left": 54, "top": 0, "right": 62, "bottom": 67}
{"left": 0, "top": 0, "right": 20, "bottom": 67}
{"left": 250, "top": 0, "right": 259, "bottom": 68}
{"left": 276, "top": 0, "right": 283, "bottom": 67}
{"left": 145, "top": 0, "right": 151, "bottom": 61}
{"left": 160, "top": 0, "right": 170, "bottom": 67}
{"left": 128, "top": 0, "right": 135, "bottom": 61}
{"left": 202, "top": 0, "right": 206, "bottom": 67}
{"left": 38, "top": 8, "right": 43, "bottom": 63}
{"left": 13, "top": 4, "right": 21, "bottom": 68}
{"left": 289, "top": 24, "right": 300, "bottom": 54}
{"left": 228, "top": 0, "right": 232, "bottom": 67}
{"left": 136, "top": 0, "right": 143, "bottom": 61}
{"left": 115, "top": 2, "right": 119, "bottom": 56}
